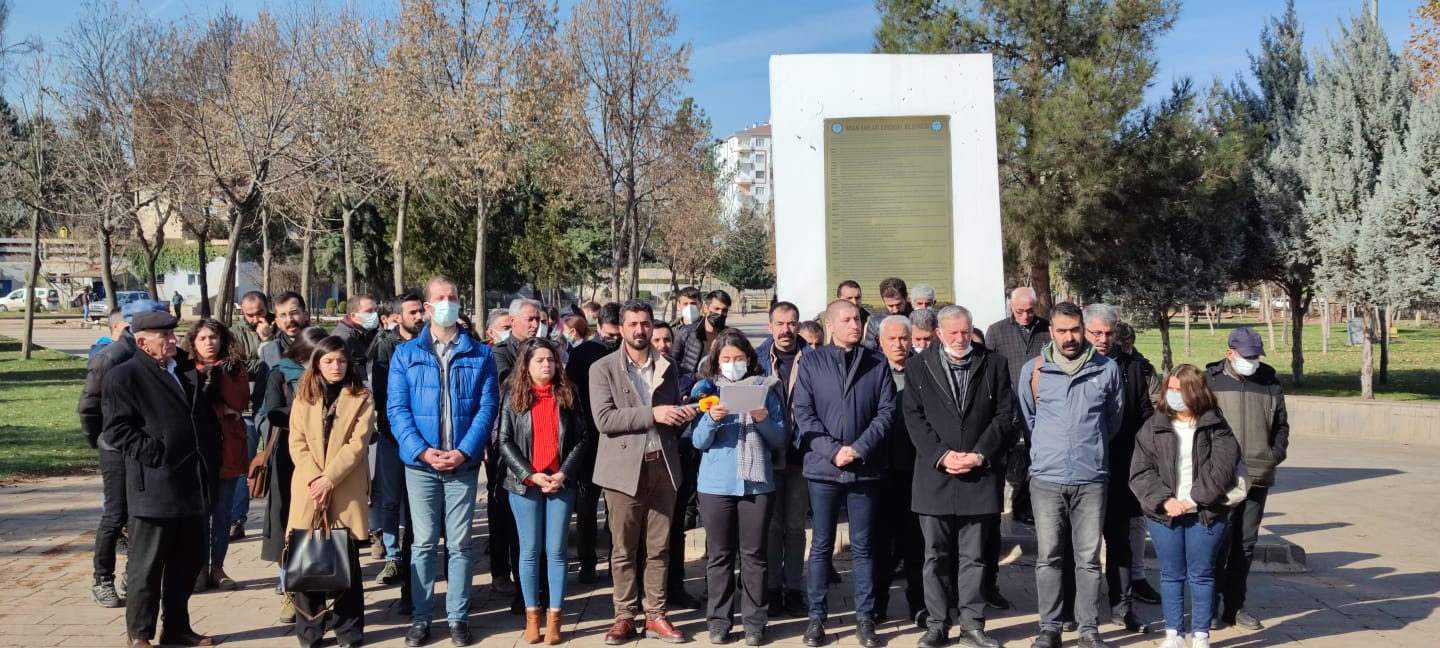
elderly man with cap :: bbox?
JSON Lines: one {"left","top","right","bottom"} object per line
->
{"left": 77, "top": 299, "right": 172, "bottom": 609}
{"left": 102, "top": 311, "right": 222, "bottom": 648}
{"left": 1205, "top": 327, "right": 1289, "bottom": 631}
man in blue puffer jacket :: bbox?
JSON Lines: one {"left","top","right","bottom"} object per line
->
{"left": 387, "top": 276, "right": 500, "bottom": 648}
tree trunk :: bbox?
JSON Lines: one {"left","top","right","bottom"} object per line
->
{"left": 1280, "top": 301, "right": 1288, "bottom": 346}
{"left": 341, "top": 205, "right": 356, "bottom": 299}
{"left": 393, "top": 184, "right": 408, "bottom": 296}
{"left": 1157, "top": 311, "right": 1173, "bottom": 373}
{"left": 215, "top": 207, "right": 247, "bottom": 324}
{"left": 261, "top": 206, "right": 272, "bottom": 295}
{"left": 98, "top": 228, "right": 117, "bottom": 311}
{"left": 300, "top": 233, "right": 314, "bottom": 306}
{"left": 1028, "top": 260, "right": 1053, "bottom": 316}
{"left": 142, "top": 246, "right": 161, "bottom": 299}
{"left": 1261, "top": 283, "right": 1276, "bottom": 352}
{"left": 474, "top": 190, "right": 487, "bottom": 312}
{"left": 1183, "top": 305, "right": 1192, "bottom": 358}
{"left": 1360, "top": 302, "right": 1375, "bottom": 399}
{"left": 1206, "top": 303, "right": 1217, "bottom": 334}
{"left": 20, "top": 205, "right": 42, "bottom": 360}
{"left": 1288, "top": 282, "right": 1308, "bottom": 385}
{"left": 668, "top": 264, "right": 680, "bottom": 321}
{"left": 1321, "top": 297, "right": 1329, "bottom": 354}
{"left": 1379, "top": 304, "right": 1391, "bottom": 385}
{"left": 196, "top": 238, "right": 211, "bottom": 319}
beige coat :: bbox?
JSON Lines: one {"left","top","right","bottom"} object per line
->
{"left": 587, "top": 348, "right": 684, "bottom": 497}
{"left": 287, "top": 388, "right": 374, "bottom": 536}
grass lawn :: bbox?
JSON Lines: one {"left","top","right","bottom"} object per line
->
{"left": 0, "top": 336, "right": 93, "bottom": 482}
{"left": 1133, "top": 317, "right": 1440, "bottom": 400}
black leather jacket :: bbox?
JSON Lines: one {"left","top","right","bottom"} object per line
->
{"left": 496, "top": 392, "right": 595, "bottom": 495}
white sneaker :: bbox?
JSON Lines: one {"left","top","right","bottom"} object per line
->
{"left": 1159, "top": 635, "right": 1185, "bottom": 648}
{"left": 1191, "top": 634, "right": 1210, "bottom": 648}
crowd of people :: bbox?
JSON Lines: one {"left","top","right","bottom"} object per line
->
{"left": 78, "top": 276, "right": 1290, "bottom": 648}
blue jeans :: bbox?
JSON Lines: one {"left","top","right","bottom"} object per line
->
{"left": 1149, "top": 514, "right": 1229, "bottom": 634}
{"left": 230, "top": 420, "right": 259, "bottom": 525}
{"left": 405, "top": 466, "right": 481, "bottom": 624}
{"left": 511, "top": 485, "right": 576, "bottom": 609}
{"left": 807, "top": 479, "right": 878, "bottom": 623}
{"left": 208, "top": 477, "right": 238, "bottom": 566}
{"left": 1031, "top": 478, "right": 1106, "bottom": 635}
{"left": 376, "top": 435, "right": 408, "bottom": 561}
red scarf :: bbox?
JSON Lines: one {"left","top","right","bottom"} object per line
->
{"left": 529, "top": 383, "right": 561, "bottom": 475}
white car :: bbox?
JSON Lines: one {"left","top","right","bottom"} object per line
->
{"left": 0, "top": 288, "right": 61, "bottom": 312}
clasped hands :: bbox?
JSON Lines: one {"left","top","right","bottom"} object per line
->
{"left": 941, "top": 450, "right": 984, "bottom": 475}
{"left": 529, "top": 471, "right": 567, "bottom": 494}
{"left": 1163, "top": 497, "right": 1198, "bottom": 518}
{"left": 833, "top": 446, "right": 862, "bottom": 467}
{"left": 308, "top": 475, "right": 333, "bottom": 510}
{"left": 421, "top": 448, "right": 468, "bottom": 472}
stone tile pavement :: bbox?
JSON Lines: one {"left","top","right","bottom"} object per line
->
{"left": 0, "top": 435, "right": 1434, "bottom": 648}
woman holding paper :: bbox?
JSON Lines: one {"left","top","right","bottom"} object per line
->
{"left": 690, "top": 328, "right": 787, "bottom": 646}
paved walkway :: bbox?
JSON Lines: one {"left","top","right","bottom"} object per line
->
{"left": 0, "top": 435, "right": 1435, "bottom": 647}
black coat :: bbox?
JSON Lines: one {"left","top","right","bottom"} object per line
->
{"left": 496, "top": 393, "right": 595, "bottom": 495}
{"left": 1129, "top": 409, "right": 1242, "bottom": 527}
{"left": 902, "top": 344, "right": 1013, "bottom": 516}
{"left": 1108, "top": 350, "right": 1158, "bottom": 517}
{"left": 672, "top": 320, "right": 712, "bottom": 395}
{"left": 260, "top": 366, "right": 300, "bottom": 563}
{"left": 100, "top": 352, "right": 222, "bottom": 519}
{"left": 564, "top": 339, "right": 614, "bottom": 482}
{"left": 78, "top": 330, "right": 138, "bottom": 449}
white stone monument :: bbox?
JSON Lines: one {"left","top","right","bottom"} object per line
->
{"left": 770, "top": 54, "right": 1006, "bottom": 328}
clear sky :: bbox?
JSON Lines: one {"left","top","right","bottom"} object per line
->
{"left": 1, "top": 0, "right": 1415, "bottom": 139}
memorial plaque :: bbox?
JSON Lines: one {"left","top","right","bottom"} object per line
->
{"left": 823, "top": 115, "right": 955, "bottom": 306}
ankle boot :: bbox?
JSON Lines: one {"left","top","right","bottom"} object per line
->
{"left": 523, "top": 607, "right": 543, "bottom": 644}
{"left": 545, "top": 609, "right": 563, "bottom": 645}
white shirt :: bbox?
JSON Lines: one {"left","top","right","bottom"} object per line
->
{"left": 1172, "top": 419, "right": 1197, "bottom": 504}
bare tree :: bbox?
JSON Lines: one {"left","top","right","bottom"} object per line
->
{"left": 565, "top": 0, "right": 690, "bottom": 300}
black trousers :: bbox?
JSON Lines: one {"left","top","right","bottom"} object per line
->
{"left": 873, "top": 471, "right": 924, "bottom": 619}
{"left": 667, "top": 444, "right": 702, "bottom": 590}
{"left": 295, "top": 542, "right": 365, "bottom": 646}
{"left": 919, "top": 514, "right": 987, "bottom": 632}
{"left": 125, "top": 515, "right": 205, "bottom": 640}
{"left": 576, "top": 480, "right": 604, "bottom": 569}
{"left": 485, "top": 453, "right": 520, "bottom": 581}
{"left": 981, "top": 454, "right": 1005, "bottom": 593}
{"left": 698, "top": 492, "right": 773, "bottom": 634}
{"left": 1103, "top": 499, "right": 1136, "bottom": 617}
{"left": 1215, "top": 486, "right": 1269, "bottom": 615}
{"left": 94, "top": 450, "right": 127, "bottom": 581}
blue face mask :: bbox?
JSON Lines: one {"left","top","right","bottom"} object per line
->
{"left": 428, "top": 301, "right": 460, "bottom": 328}
{"left": 360, "top": 312, "right": 380, "bottom": 330}
{"left": 1165, "top": 390, "right": 1188, "bottom": 412}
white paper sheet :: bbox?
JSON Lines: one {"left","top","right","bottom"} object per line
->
{"left": 719, "top": 384, "right": 769, "bottom": 412}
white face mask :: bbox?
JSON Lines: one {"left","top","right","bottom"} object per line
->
{"left": 1165, "top": 390, "right": 1188, "bottom": 412}
{"left": 1231, "top": 355, "right": 1259, "bottom": 377}
{"left": 720, "top": 361, "right": 748, "bottom": 382}
{"left": 360, "top": 312, "right": 380, "bottom": 330}
{"left": 942, "top": 340, "right": 970, "bottom": 360}
{"left": 681, "top": 304, "right": 700, "bottom": 325}
{"left": 536, "top": 323, "right": 549, "bottom": 339}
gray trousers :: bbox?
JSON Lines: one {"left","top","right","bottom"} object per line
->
{"left": 765, "top": 467, "right": 809, "bottom": 591}
{"left": 919, "top": 514, "right": 987, "bottom": 632}
{"left": 1031, "top": 479, "right": 1106, "bottom": 635}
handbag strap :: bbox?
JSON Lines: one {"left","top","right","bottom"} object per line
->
{"left": 286, "top": 591, "right": 341, "bottom": 622}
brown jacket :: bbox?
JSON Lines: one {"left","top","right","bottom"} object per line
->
{"left": 287, "top": 388, "right": 375, "bottom": 536}
{"left": 587, "top": 347, "right": 684, "bottom": 496}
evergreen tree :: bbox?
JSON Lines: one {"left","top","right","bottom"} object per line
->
{"left": 1366, "top": 96, "right": 1440, "bottom": 321}
{"left": 1294, "top": 12, "right": 1411, "bottom": 399}
{"left": 874, "top": 0, "right": 1178, "bottom": 311}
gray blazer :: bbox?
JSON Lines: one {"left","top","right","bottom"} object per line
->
{"left": 587, "top": 348, "right": 685, "bottom": 497}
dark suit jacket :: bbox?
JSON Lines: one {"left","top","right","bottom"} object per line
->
{"left": 902, "top": 344, "right": 1013, "bottom": 517}
{"left": 588, "top": 348, "right": 684, "bottom": 496}
{"left": 100, "top": 352, "right": 222, "bottom": 519}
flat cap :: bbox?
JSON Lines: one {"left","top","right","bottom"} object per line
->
{"left": 130, "top": 311, "right": 178, "bottom": 333}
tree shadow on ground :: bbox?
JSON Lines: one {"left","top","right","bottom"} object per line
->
{"left": 1271, "top": 467, "right": 1404, "bottom": 494}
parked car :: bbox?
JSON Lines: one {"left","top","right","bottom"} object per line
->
{"left": 0, "top": 288, "right": 61, "bottom": 312}
{"left": 89, "top": 290, "right": 151, "bottom": 320}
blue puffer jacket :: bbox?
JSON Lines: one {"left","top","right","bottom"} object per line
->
{"left": 387, "top": 325, "right": 499, "bottom": 473}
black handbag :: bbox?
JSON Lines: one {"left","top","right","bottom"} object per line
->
{"left": 282, "top": 511, "right": 353, "bottom": 599}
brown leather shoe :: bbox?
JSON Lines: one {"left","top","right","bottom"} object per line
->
{"left": 545, "top": 609, "right": 564, "bottom": 645}
{"left": 127, "top": 639, "right": 152, "bottom": 648}
{"left": 645, "top": 615, "right": 687, "bottom": 644}
{"left": 523, "top": 607, "right": 543, "bottom": 644}
{"left": 157, "top": 629, "right": 215, "bottom": 646}
{"left": 604, "top": 618, "right": 638, "bottom": 645}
